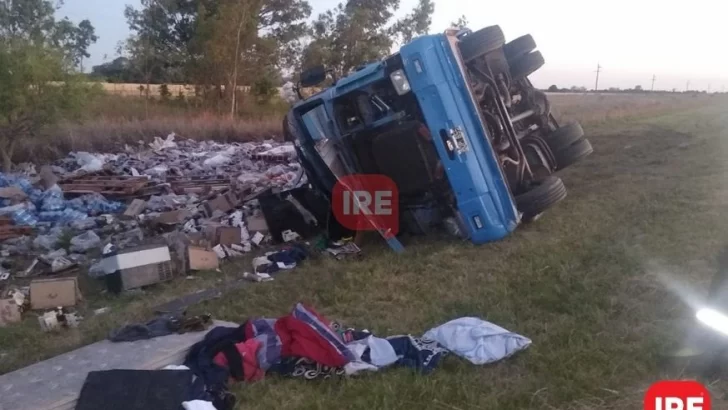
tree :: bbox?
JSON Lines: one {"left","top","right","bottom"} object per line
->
{"left": 302, "top": 0, "right": 435, "bottom": 76}
{"left": 450, "top": 15, "right": 468, "bottom": 29}
{"left": 0, "top": 0, "right": 99, "bottom": 170}
{"left": 0, "top": 42, "right": 98, "bottom": 170}
{"left": 0, "top": 0, "right": 97, "bottom": 70}
{"left": 123, "top": 0, "right": 311, "bottom": 93}
{"left": 547, "top": 84, "right": 559, "bottom": 92}
{"left": 634, "top": 85, "right": 643, "bottom": 91}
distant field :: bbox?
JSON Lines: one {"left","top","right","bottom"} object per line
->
{"left": 548, "top": 92, "right": 715, "bottom": 124}
{"left": 100, "top": 82, "right": 255, "bottom": 97}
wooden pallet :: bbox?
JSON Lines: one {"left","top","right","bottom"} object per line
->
{"left": 0, "top": 225, "right": 33, "bottom": 240}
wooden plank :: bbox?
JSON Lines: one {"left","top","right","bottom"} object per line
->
{"left": 0, "top": 320, "right": 237, "bottom": 410}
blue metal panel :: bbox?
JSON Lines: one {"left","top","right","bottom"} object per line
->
{"left": 332, "top": 62, "right": 386, "bottom": 96}
{"left": 399, "top": 34, "right": 519, "bottom": 243}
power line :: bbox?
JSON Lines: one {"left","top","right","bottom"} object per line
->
{"left": 594, "top": 63, "right": 602, "bottom": 91}
{"left": 651, "top": 74, "right": 656, "bottom": 91}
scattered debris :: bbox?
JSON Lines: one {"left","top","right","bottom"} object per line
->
{"left": 93, "top": 307, "right": 110, "bottom": 315}
{"left": 326, "top": 241, "right": 362, "bottom": 260}
{"left": 38, "top": 307, "right": 83, "bottom": 332}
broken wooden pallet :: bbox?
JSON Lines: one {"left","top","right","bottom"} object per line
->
{"left": 58, "top": 175, "right": 162, "bottom": 198}
{"left": 0, "top": 225, "right": 33, "bottom": 240}
{"left": 167, "top": 177, "right": 231, "bottom": 194}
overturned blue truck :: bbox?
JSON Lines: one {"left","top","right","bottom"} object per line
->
{"left": 283, "top": 26, "right": 592, "bottom": 251}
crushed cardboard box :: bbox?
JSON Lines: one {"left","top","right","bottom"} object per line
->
{"left": 124, "top": 199, "right": 147, "bottom": 217}
{"left": 0, "top": 186, "right": 28, "bottom": 203}
{"left": 204, "top": 224, "right": 242, "bottom": 246}
{"left": 0, "top": 298, "right": 21, "bottom": 326}
{"left": 200, "top": 192, "right": 239, "bottom": 217}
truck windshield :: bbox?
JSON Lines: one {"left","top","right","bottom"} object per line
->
{"left": 301, "top": 105, "right": 334, "bottom": 141}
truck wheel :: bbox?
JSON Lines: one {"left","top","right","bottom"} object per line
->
{"left": 515, "top": 176, "right": 567, "bottom": 221}
{"left": 504, "top": 34, "right": 536, "bottom": 62}
{"left": 545, "top": 122, "right": 584, "bottom": 152}
{"left": 510, "top": 51, "right": 544, "bottom": 80}
{"left": 459, "top": 25, "right": 506, "bottom": 63}
{"left": 555, "top": 138, "right": 593, "bottom": 170}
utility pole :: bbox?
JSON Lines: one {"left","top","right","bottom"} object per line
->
{"left": 594, "top": 63, "right": 602, "bottom": 92}
{"left": 686, "top": 80, "right": 690, "bottom": 92}
{"left": 651, "top": 74, "right": 656, "bottom": 91}
{"left": 708, "top": 83, "right": 711, "bottom": 93}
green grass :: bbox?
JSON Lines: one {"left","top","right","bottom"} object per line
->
{"left": 3, "top": 103, "right": 728, "bottom": 409}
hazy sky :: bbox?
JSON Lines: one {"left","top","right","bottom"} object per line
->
{"left": 59, "top": 0, "right": 727, "bottom": 91}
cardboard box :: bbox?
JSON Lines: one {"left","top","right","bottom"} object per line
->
{"left": 39, "top": 165, "right": 59, "bottom": 190}
{"left": 154, "top": 209, "right": 191, "bottom": 225}
{"left": 245, "top": 214, "right": 269, "bottom": 234}
{"left": 204, "top": 225, "right": 242, "bottom": 246}
{"left": 200, "top": 192, "right": 239, "bottom": 217}
{"left": 188, "top": 246, "right": 220, "bottom": 270}
{"left": 0, "top": 298, "right": 21, "bottom": 326}
{"left": 124, "top": 199, "right": 147, "bottom": 217}
{"left": 30, "top": 277, "right": 81, "bottom": 310}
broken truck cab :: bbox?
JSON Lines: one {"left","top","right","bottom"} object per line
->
{"left": 284, "top": 26, "right": 593, "bottom": 247}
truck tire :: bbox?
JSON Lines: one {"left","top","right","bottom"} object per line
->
{"left": 515, "top": 176, "right": 567, "bottom": 221}
{"left": 459, "top": 25, "right": 506, "bottom": 63}
{"left": 555, "top": 138, "right": 593, "bottom": 170}
{"left": 504, "top": 34, "right": 536, "bottom": 62}
{"left": 545, "top": 122, "right": 584, "bottom": 152}
{"left": 510, "top": 51, "right": 544, "bottom": 80}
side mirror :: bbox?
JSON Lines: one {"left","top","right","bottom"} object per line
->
{"left": 300, "top": 65, "right": 327, "bottom": 88}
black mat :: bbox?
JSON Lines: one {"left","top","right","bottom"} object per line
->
{"left": 75, "top": 369, "right": 192, "bottom": 410}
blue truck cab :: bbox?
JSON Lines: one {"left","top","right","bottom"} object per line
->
{"left": 284, "top": 26, "right": 592, "bottom": 247}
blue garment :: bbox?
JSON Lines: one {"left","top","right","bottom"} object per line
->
{"left": 422, "top": 317, "right": 532, "bottom": 365}
{"left": 184, "top": 326, "right": 245, "bottom": 392}
{"left": 382, "top": 335, "right": 448, "bottom": 374}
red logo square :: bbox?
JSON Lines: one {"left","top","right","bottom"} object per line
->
{"left": 644, "top": 380, "right": 710, "bottom": 410}
{"left": 332, "top": 174, "right": 399, "bottom": 237}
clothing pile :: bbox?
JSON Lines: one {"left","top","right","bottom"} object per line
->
{"left": 184, "top": 303, "right": 532, "bottom": 409}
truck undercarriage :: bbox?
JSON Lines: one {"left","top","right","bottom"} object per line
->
{"left": 286, "top": 26, "right": 593, "bottom": 245}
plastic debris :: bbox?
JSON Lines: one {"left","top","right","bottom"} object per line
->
{"left": 282, "top": 230, "right": 301, "bottom": 242}
{"left": 72, "top": 152, "right": 108, "bottom": 172}
{"left": 149, "top": 133, "right": 178, "bottom": 151}
{"left": 69, "top": 231, "right": 102, "bottom": 253}
{"left": 203, "top": 154, "right": 232, "bottom": 167}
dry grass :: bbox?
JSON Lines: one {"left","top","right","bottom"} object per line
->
{"left": 15, "top": 92, "right": 716, "bottom": 169}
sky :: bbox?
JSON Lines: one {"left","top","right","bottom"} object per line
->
{"left": 58, "top": 0, "right": 728, "bottom": 92}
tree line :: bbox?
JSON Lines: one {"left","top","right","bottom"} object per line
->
{"left": 92, "top": 0, "right": 434, "bottom": 98}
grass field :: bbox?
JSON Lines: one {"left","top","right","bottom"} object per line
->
{"left": 2, "top": 96, "right": 728, "bottom": 409}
